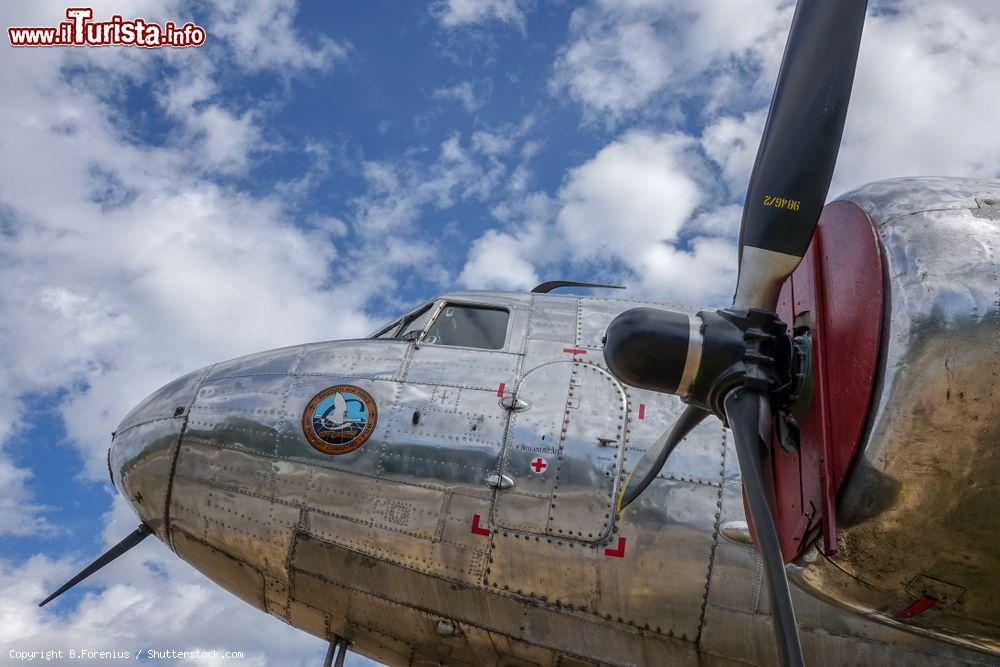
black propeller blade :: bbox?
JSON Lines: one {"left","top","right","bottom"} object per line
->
{"left": 734, "top": 0, "right": 868, "bottom": 311}
{"left": 603, "top": 2, "right": 869, "bottom": 665}
{"left": 725, "top": 389, "right": 803, "bottom": 667}
{"left": 619, "top": 405, "right": 708, "bottom": 512}
{"left": 39, "top": 524, "right": 152, "bottom": 607}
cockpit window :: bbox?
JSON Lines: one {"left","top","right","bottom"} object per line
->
{"left": 423, "top": 304, "right": 509, "bottom": 350}
{"left": 372, "top": 301, "right": 434, "bottom": 339}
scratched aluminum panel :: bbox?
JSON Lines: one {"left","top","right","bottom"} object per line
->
{"left": 172, "top": 529, "right": 266, "bottom": 611}
{"left": 486, "top": 532, "right": 599, "bottom": 611}
{"left": 185, "top": 374, "right": 297, "bottom": 458}
{"left": 348, "top": 622, "right": 415, "bottom": 667}
{"left": 521, "top": 606, "right": 701, "bottom": 667}
{"left": 488, "top": 633, "right": 562, "bottom": 667}
{"left": 528, "top": 295, "right": 578, "bottom": 342}
{"left": 547, "top": 363, "right": 626, "bottom": 543}
{"left": 204, "top": 344, "right": 304, "bottom": 381}
{"left": 173, "top": 439, "right": 275, "bottom": 499}
{"left": 521, "top": 338, "right": 586, "bottom": 373}
{"left": 495, "top": 362, "right": 574, "bottom": 533}
{"left": 290, "top": 570, "right": 351, "bottom": 633}
{"left": 299, "top": 464, "right": 376, "bottom": 524}
{"left": 295, "top": 339, "right": 409, "bottom": 380}
{"left": 290, "top": 533, "right": 524, "bottom": 637}
{"left": 405, "top": 344, "right": 521, "bottom": 391}
{"left": 273, "top": 376, "right": 400, "bottom": 478}
{"left": 438, "top": 492, "right": 495, "bottom": 552}
{"left": 623, "top": 388, "right": 728, "bottom": 487}
{"left": 600, "top": 474, "right": 722, "bottom": 642}
{"left": 168, "top": 475, "right": 298, "bottom": 576}
{"left": 837, "top": 176, "right": 1000, "bottom": 228}
{"left": 116, "top": 366, "right": 208, "bottom": 432}
{"left": 304, "top": 506, "right": 489, "bottom": 586}
{"left": 379, "top": 382, "right": 506, "bottom": 494}
{"left": 286, "top": 599, "right": 329, "bottom": 640}
{"left": 347, "top": 594, "right": 508, "bottom": 666}
{"left": 263, "top": 573, "right": 290, "bottom": 618}
{"left": 368, "top": 478, "right": 446, "bottom": 540}
{"left": 111, "top": 416, "right": 184, "bottom": 537}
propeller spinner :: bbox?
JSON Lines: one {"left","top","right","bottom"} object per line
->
{"left": 604, "top": 1, "right": 868, "bottom": 665}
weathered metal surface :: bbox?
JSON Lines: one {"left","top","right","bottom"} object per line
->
{"left": 109, "top": 181, "right": 1000, "bottom": 667}
{"left": 793, "top": 177, "right": 1000, "bottom": 655}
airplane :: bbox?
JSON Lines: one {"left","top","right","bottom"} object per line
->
{"left": 37, "top": 1, "right": 1000, "bottom": 666}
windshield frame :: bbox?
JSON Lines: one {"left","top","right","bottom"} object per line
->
{"left": 368, "top": 300, "right": 436, "bottom": 340}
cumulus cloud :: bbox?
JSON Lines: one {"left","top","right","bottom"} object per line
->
{"left": 431, "top": 0, "right": 531, "bottom": 31}
{"left": 0, "top": 2, "right": 372, "bottom": 664}
{"left": 460, "top": 130, "right": 737, "bottom": 304}
{"left": 551, "top": 0, "right": 792, "bottom": 123}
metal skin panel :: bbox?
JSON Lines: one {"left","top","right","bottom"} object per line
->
{"left": 172, "top": 529, "right": 267, "bottom": 611}
{"left": 379, "top": 381, "right": 506, "bottom": 495}
{"left": 109, "top": 416, "right": 184, "bottom": 538}
{"left": 547, "top": 363, "right": 625, "bottom": 542}
{"left": 107, "top": 194, "right": 1000, "bottom": 667}
{"left": 495, "top": 362, "right": 574, "bottom": 533}
{"left": 115, "top": 367, "right": 207, "bottom": 433}
{"left": 528, "top": 294, "right": 578, "bottom": 343}
{"left": 792, "top": 178, "right": 1000, "bottom": 655}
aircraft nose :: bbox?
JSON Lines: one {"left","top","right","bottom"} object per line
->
{"left": 110, "top": 368, "right": 206, "bottom": 538}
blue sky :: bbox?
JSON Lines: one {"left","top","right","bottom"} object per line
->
{"left": 2, "top": 1, "right": 1000, "bottom": 665}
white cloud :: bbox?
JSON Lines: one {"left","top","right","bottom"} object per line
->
{"left": 459, "top": 191, "right": 555, "bottom": 290}
{"left": 431, "top": 81, "right": 489, "bottom": 113}
{"left": 209, "top": 0, "right": 350, "bottom": 73}
{"left": 459, "top": 130, "right": 737, "bottom": 304}
{"left": 551, "top": 0, "right": 791, "bottom": 123}
{"left": 556, "top": 131, "right": 704, "bottom": 259}
{"left": 431, "top": 0, "right": 530, "bottom": 31}
{"left": 0, "top": 2, "right": 379, "bottom": 664}
{"left": 832, "top": 0, "right": 1000, "bottom": 192}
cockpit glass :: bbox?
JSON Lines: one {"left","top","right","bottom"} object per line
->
{"left": 423, "top": 304, "right": 508, "bottom": 350}
{"left": 372, "top": 302, "right": 434, "bottom": 339}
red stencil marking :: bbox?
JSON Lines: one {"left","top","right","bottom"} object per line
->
{"left": 897, "top": 596, "right": 937, "bottom": 620}
{"left": 496, "top": 383, "right": 506, "bottom": 397}
{"left": 638, "top": 404, "right": 646, "bottom": 419}
{"left": 604, "top": 537, "right": 627, "bottom": 558}
{"left": 471, "top": 514, "right": 490, "bottom": 536}
{"left": 562, "top": 348, "right": 587, "bottom": 355}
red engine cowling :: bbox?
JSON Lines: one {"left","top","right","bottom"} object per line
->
{"left": 751, "top": 200, "right": 884, "bottom": 563}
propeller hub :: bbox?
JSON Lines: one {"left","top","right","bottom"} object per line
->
{"left": 604, "top": 306, "right": 793, "bottom": 420}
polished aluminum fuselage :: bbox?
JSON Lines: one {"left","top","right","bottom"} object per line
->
{"left": 110, "top": 178, "right": 1000, "bottom": 666}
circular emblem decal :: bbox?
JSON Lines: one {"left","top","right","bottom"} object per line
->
{"left": 302, "top": 385, "right": 378, "bottom": 455}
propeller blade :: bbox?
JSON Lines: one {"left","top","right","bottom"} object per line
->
{"left": 619, "top": 405, "right": 709, "bottom": 512}
{"left": 724, "top": 389, "right": 803, "bottom": 667}
{"left": 38, "top": 524, "right": 152, "bottom": 607}
{"left": 734, "top": 0, "right": 868, "bottom": 311}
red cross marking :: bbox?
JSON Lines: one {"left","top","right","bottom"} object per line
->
{"left": 530, "top": 457, "right": 548, "bottom": 473}
{"left": 604, "top": 536, "right": 627, "bottom": 558}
